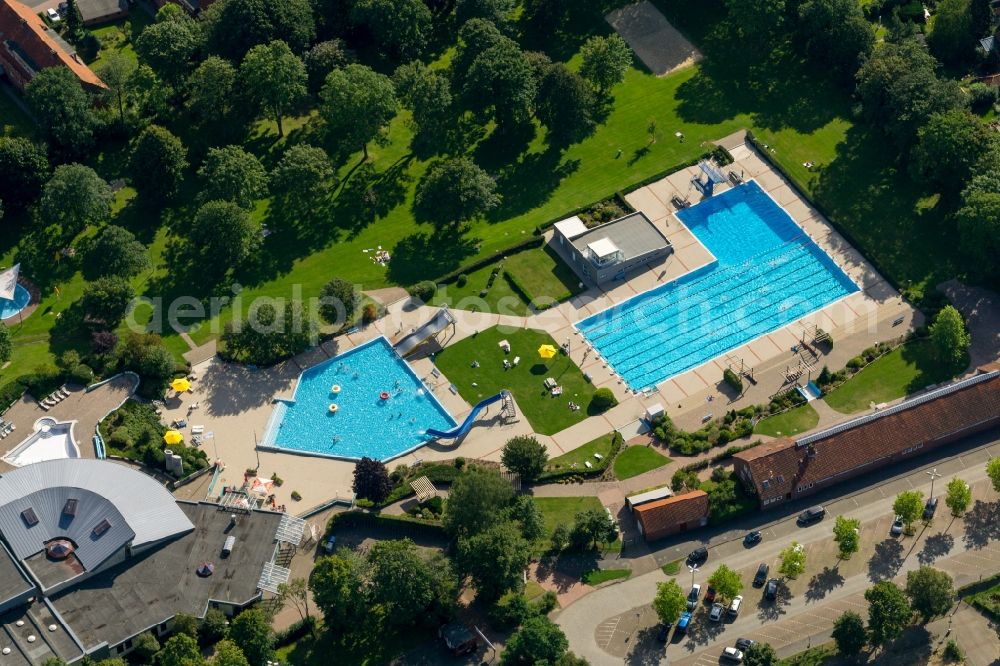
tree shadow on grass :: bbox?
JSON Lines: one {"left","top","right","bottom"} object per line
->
{"left": 486, "top": 144, "right": 581, "bottom": 224}
{"left": 386, "top": 229, "right": 478, "bottom": 286}
{"left": 868, "top": 539, "right": 905, "bottom": 582}
{"left": 805, "top": 565, "right": 845, "bottom": 603}
{"left": 917, "top": 531, "right": 955, "bottom": 566}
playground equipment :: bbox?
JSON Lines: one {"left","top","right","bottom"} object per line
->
{"left": 394, "top": 306, "right": 456, "bottom": 357}
{"left": 425, "top": 390, "right": 516, "bottom": 440}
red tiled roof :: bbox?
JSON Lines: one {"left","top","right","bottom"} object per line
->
{"left": 0, "top": 0, "right": 105, "bottom": 88}
{"left": 735, "top": 366, "right": 1000, "bottom": 503}
{"left": 634, "top": 490, "right": 709, "bottom": 538}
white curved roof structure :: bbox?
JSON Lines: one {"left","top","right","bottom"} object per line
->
{"left": 0, "top": 459, "right": 194, "bottom": 570}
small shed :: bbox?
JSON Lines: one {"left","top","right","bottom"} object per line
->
{"left": 409, "top": 476, "right": 437, "bottom": 503}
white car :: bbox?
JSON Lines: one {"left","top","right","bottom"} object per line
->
{"left": 721, "top": 646, "right": 745, "bottom": 663}
{"left": 686, "top": 583, "right": 701, "bottom": 610}
{"left": 709, "top": 603, "right": 725, "bottom": 622}
{"left": 46, "top": 7, "right": 60, "bottom": 21}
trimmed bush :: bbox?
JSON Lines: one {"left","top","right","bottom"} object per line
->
{"left": 409, "top": 280, "right": 437, "bottom": 302}
{"left": 723, "top": 368, "right": 743, "bottom": 393}
{"left": 589, "top": 388, "right": 617, "bottom": 413}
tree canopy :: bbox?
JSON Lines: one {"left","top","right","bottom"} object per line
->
{"left": 186, "top": 56, "right": 238, "bottom": 125}
{"left": 351, "top": 0, "right": 432, "bottom": 62}
{"left": 865, "top": 580, "right": 912, "bottom": 645}
{"left": 129, "top": 125, "right": 188, "bottom": 202}
{"left": 911, "top": 110, "right": 994, "bottom": 195}
{"left": 462, "top": 37, "right": 536, "bottom": 129}
{"left": 928, "top": 305, "right": 970, "bottom": 367}
{"left": 833, "top": 515, "right": 861, "bottom": 560}
{"left": 228, "top": 609, "right": 274, "bottom": 666}
{"left": 706, "top": 564, "right": 743, "bottom": 602}
{"left": 239, "top": 40, "right": 308, "bottom": 137}
{"left": 457, "top": 521, "right": 530, "bottom": 601}
{"left": 905, "top": 566, "right": 954, "bottom": 623}
{"left": 443, "top": 467, "right": 515, "bottom": 536}
{"left": 501, "top": 616, "right": 569, "bottom": 665}
{"left": 944, "top": 477, "right": 971, "bottom": 516}
{"left": 893, "top": 490, "right": 925, "bottom": 530}
{"left": 198, "top": 146, "right": 269, "bottom": 209}
{"left": 536, "top": 61, "right": 597, "bottom": 145}
{"left": 85, "top": 225, "right": 151, "bottom": 280}
{"left": 778, "top": 542, "right": 806, "bottom": 578}
{"left": 134, "top": 15, "right": 203, "bottom": 84}
{"left": 352, "top": 457, "right": 392, "bottom": 503}
{"left": 413, "top": 157, "right": 500, "bottom": 227}
{"left": 38, "top": 164, "right": 113, "bottom": 239}
{"left": 796, "top": 0, "right": 875, "bottom": 85}
{"left": 310, "top": 550, "right": 369, "bottom": 633}
{"left": 927, "top": 0, "right": 976, "bottom": 66}
{"left": 579, "top": 34, "right": 632, "bottom": 93}
{"left": 320, "top": 64, "right": 398, "bottom": 158}
{"left": 832, "top": 610, "right": 867, "bottom": 657}
{"left": 368, "top": 538, "right": 456, "bottom": 626}
{"left": 652, "top": 579, "right": 686, "bottom": 625}
{"left": 25, "top": 68, "right": 97, "bottom": 159}
{"left": 204, "top": 0, "right": 315, "bottom": 60}
{"left": 500, "top": 435, "right": 549, "bottom": 482}
{"left": 0, "top": 137, "right": 48, "bottom": 209}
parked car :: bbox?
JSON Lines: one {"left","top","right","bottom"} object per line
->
{"left": 890, "top": 516, "right": 904, "bottom": 536}
{"left": 687, "top": 546, "right": 708, "bottom": 566}
{"left": 764, "top": 578, "right": 779, "bottom": 601}
{"left": 728, "top": 595, "right": 743, "bottom": 617}
{"left": 656, "top": 623, "right": 670, "bottom": 642}
{"left": 46, "top": 7, "right": 60, "bottom": 21}
{"left": 323, "top": 535, "right": 337, "bottom": 553}
{"left": 709, "top": 603, "right": 725, "bottom": 622}
{"left": 735, "top": 638, "right": 756, "bottom": 651}
{"left": 704, "top": 586, "right": 717, "bottom": 604}
{"left": 743, "top": 530, "right": 762, "bottom": 546}
{"left": 686, "top": 583, "right": 701, "bottom": 610}
{"left": 797, "top": 505, "right": 826, "bottom": 525}
{"left": 753, "top": 563, "right": 769, "bottom": 587}
{"left": 676, "top": 612, "right": 692, "bottom": 635}
{"left": 923, "top": 497, "right": 939, "bottom": 520}
{"left": 439, "top": 623, "right": 478, "bottom": 656}
{"left": 721, "top": 647, "right": 745, "bottom": 663}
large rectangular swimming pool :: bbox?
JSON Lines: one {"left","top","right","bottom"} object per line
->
{"left": 576, "top": 181, "right": 858, "bottom": 391}
{"left": 261, "top": 337, "right": 456, "bottom": 461}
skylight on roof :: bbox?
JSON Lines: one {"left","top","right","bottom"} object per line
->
{"left": 92, "top": 519, "right": 111, "bottom": 537}
{"left": 21, "top": 507, "right": 38, "bottom": 527}
{"left": 63, "top": 499, "right": 78, "bottom": 516}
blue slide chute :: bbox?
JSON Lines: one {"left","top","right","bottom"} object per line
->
{"left": 426, "top": 391, "right": 509, "bottom": 440}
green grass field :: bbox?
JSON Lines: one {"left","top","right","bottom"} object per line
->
{"left": 582, "top": 568, "right": 631, "bottom": 586}
{"left": 613, "top": 445, "right": 671, "bottom": 480}
{"left": 754, "top": 403, "right": 820, "bottom": 438}
{"left": 823, "top": 340, "right": 965, "bottom": 414}
{"left": 431, "top": 262, "right": 533, "bottom": 316}
{"left": 433, "top": 327, "right": 596, "bottom": 435}
{"left": 503, "top": 244, "right": 583, "bottom": 306}
{"left": 535, "top": 496, "right": 604, "bottom": 537}
{"left": 545, "top": 433, "right": 615, "bottom": 473}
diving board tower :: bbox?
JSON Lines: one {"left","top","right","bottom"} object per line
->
{"left": 692, "top": 160, "right": 727, "bottom": 197}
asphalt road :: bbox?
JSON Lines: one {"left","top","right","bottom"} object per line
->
{"left": 554, "top": 428, "right": 1000, "bottom": 665}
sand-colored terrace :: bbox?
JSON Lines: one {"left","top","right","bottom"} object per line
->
{"left": 159, "top": 133, "right": 918, "bottom": 509}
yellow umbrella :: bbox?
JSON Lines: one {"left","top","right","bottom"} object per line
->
{"left": 170, "top": 378, "right": 191, "bottom": 393}
{"left": 537, "top": 344, "right": 558, "bottom": 360}
{"left": 163, "top": 430, "right": 184, "bottom": 445}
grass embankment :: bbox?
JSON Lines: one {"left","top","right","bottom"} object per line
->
{"left": 754, "top": 403, "right": 820, "bottom": 437}
{"left": 613, "top": 445, "right": 672, "bottom": 480}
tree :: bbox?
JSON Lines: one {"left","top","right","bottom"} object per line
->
{"left": 501, "top": 435, "right": 549, "bottom": 482}
{"left": 203, "top": 0, "right": 315, "bottom": 60}
{"left": 956, "top": 190, "right": 1000, "bottom": 284}
{"left": 197, "top": 146, "right": 269, "bottom": 209}
{"left": 239, "top": 40, "right": 308, "bottom": 137}
{"left": 188, "top": 201, "right": 262, "bottom": 275}
{"left": 652, "top": 579, "right": 686, "bottom": 625}
{"left": 893, "top": 490, "right": 925, "bottom": 532}
{"left": 81, "top": 276, "right": 134, "bottom": 326}
{"left": 211, "top": 640, "right": 250, "bottom": 666}
{"left": 413, "top": 157, "right": 500, "bottom": 228}
{"left": 132, "top": 632, "right": 160, "bottom": 663}
{"left": 304, "top": 39, "right": 353, "bottom": 93}
{"left": 987, "top": 457, "right": 1000, "bottom": 493}
{"left": 579, "top": 34, "right": 632, "bottom": 94}
{"left": 38, "top": 164, "right": 112, "bottom": 240}
{"left": 0, "top": 137, "right": 48, "bottom": 209}
{"left": 929, "top": 306, "right": 970, "bottom": 368}
{"left": 270, "top": 143, "right": 333, "bottom": 221}
{"left": 25, "top": 68, "right": 97, "bottom": 158}
{"left": 351, "top": 0, "right": 431, "bottom": 62}
{"left": 833, "top": 515, "right": 861, "bottom": 560}
{"left": 945, "top": 477, "right": 971, "bottom": 516}
{"left": 97, "top": 51, "right": 137, "bottom": 128}
{"left": 64, "top": 0, "right": 83, "bottom": 39}
{"left": 706, "top": 564, "right": 743, "bottom": 602}
{"left": 85, "top": 225, "right": 150, "bottom": 280}
{"left": 971, "top": 0, "right": 993, "bottom": 36}
{"left": 221, "top": 301, "right": 316, "bottom": 366}
{"left": 0, "top": 326, "right": 11, "bottom": 364}
{"left": 928, "top": 0, "right": 976, "bottom": 67}
{"left": 352, "top": 456, "right": 392, "bottom": 503}
{"left": 201, "top": 608, "right": 230, "bottom": 644}
{"left": 456, "top": 0, "right": 515, "bottom": 26}
{"left": 509, "top": 495, "right": 544, "bottom": 542}
{"left": 116, "top": 333, "right": 176, "bottom": 393}
{"left": 569, "top": 508, "right": 617, "bottom": 550}
{"left": 154, "top": 634, "right": 204, "bottom": 666}
{"left": 228, "top": 609, "right": 274, "bottom": 666}
{"left": 723, "top": 0, "right": 785, "bottom": 47}
{"left": 832, "top": 610, "right": 867, "bottom": 657}
{"left": 320, "top": 64, "right": 397, "bottom": 159}
{"left": 186, "top": 56, "right": 237, "bottom": 124}
{"left": 501, "top": 616, "right": 568, "bottom": 665}
{"left": 457, "top": 521, "right": 530, "bottom": 600}
{"left": 911, "top": 110, "right": 994, "bottom": 195}
{"left": 310, "top": 551, "right": 369, "bottom": 633}
{"left": 797, "top": 0, "right": 875, "bottom": 86}
{"left": 453, "top": 19, "right": 507, "bottom": 79}
{"left": 129, "top": 125, "right": 188, "bottom": 202}
{"left": 536, "top": 62, "right": 596, "bottom": 145}
{"left": 865, "top": 580, "right": 912, "bottom": 645}
{"left": 134, "top": 16, "right": 203, "bottom": 84}
{"left": 462, "top": 38, "right": 536, "bottom": 129}
{"left": 393, "top": 62, "right": 453, "bottom": 147}
{"left": 368, "top": 538, "right": 439, "bottom": 626}
{"left": 318, "top": 277, "right": 359, "bottom": 324}
{"left": 743, "top": 642, "right": 778, "bottom": 666}
{"left": 905, "top": 566, "right": 954, "bottom": 623}
{"left": 443, "top": 467, "right": 514, "bottom": 536}
{"left": 778, "top": 542, "right": 806, "bottom": 579}
{"left": 276, "top": 578, "right": 312, "bottom": 624}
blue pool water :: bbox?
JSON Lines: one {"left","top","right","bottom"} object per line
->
{"left": 263, "top": 337, "right": 456, "bottom": 461}
{"left": 577, "top": 181, "right": 858, "bottom": 391}
{"left": 0, "top": 284, "right": 30, "bottom": 320}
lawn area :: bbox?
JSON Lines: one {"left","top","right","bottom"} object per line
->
{"left": 613, "top": 445, "right": 671, "bottom": 480}
{"left": 582, "top": 568, "right": 631, "bottom": 586}
{"left": 823, "top": 340, "right": 965, "bottom": 414}
{"left": 431, "top": 258, "right": 533, "bottom": 316}
{"left": 754, "top": 403, "right": 820, "bottom": 438}
{"left": 661, "top": 559, "right": 682, "bottom": 576}
{"left": 545, "top": 433, "right": 616, "bottom": 473}
{"left": 535, "top": 496, "right": 605, "bottom": 539}
{"left": 778, "top": 643, "right": 838, "bottom": 666}
{"left": 86, "top": 11, "right": 154, "bottom": 69}
{"left": 433, "top": 327, "right": 597, "bottom": 435}
{"left": 503, "top": 243, "right": 583, "bottom": 307}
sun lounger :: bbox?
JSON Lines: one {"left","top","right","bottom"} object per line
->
{"left": 449, "top": 384, "right": 458, "bottom": 395}
{"left": 498, "top": 340, "right": 511, "bottom": 353}
{"left": 544, "top": 378, "right": 557, "bottom": 390}
{"left": 594, "top": 453, "right": 603, "bottom": 460}
{"left": 585, "top": 461, "right": 593, "bottom": 469}
{"left": 39, "top": 404, "right": 49, "bottom": 411}
{"left": 551, "top": 387, "right": 563, "bottom": 397}
{"left": 503, "top": 360, "right": 510, "bottom": 369}
{"left": 431, "top": 367, "right": 440, "bottom": 378}
{"left": 192, "top": 425, "right": 204, "bottom": 435}
{"left": 512, "top": 356, "right": 520, "bottom": 367}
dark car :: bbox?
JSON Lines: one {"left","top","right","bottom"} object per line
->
{"left": 797, "top": 505, "right": 826, "bottom": 525}
{"left": 923, "top": 497, "right": 939, "bottom": 520}
{"left": 687, "top": 546, "right": 708, "bottom": 566}
{"left": 753, "top": 563, "right": 769, "bottom": 587}
{"left": 735, "top": 638, "right": 756, "bottom": 651}
{"left": 764, "top": 578, "right": 779, "bottom": 601}
{"left": 704, "top": 586, "right": 717, "bottom": 604}
{"left": 743, "top": 530, "right": 762, "bottom": 546}
{"left": 657, "top": 623, "right": 670, "bottom": 642}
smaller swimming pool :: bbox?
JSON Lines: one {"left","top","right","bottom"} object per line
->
{"left": 262, "top": 337, "right": 456, "bottom": 461}
{"left": 0, "top": 283, "right": 30, "bottom": 320}
{"left": 3, "top": 418, "right": 80, "bottom": 467}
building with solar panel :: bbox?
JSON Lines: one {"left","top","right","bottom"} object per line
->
{"left": 0, "top": 459, "right": 304, "bottom": 664}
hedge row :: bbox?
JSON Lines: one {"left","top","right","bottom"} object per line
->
{"left": 536, "top": 432, "right": 625, "bottom": 484}
{"left": 433, "top": 236, "right": 544, "bottom": 286}
{"left": 328, "top": 509, "right": 447, "bottom": 538}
